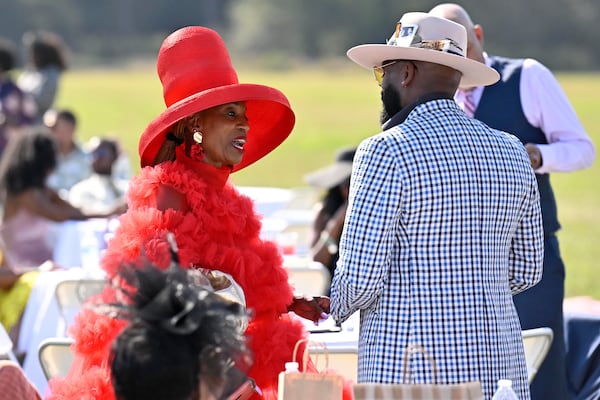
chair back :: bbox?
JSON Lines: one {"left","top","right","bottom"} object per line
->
{"left": 55, "top": 278, "right": 106, "bottom": 332}
{"left": 38, "top": 338, "right": 75, "bottom": 381}
{"left": 522, "top": 327, "right": 553, "bottom": 383}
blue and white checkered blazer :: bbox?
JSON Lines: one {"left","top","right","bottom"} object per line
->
{"left": 330, "top": 99, "right": 543, "bottom": 400}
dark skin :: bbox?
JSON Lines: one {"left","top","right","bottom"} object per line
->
{"left": 381, "top": 59, "right": 462, "bottom": 112}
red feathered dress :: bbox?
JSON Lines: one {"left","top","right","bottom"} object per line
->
{"left": 47, "top": 150, "right": 314, "bottom": 400}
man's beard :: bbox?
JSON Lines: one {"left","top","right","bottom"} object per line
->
{"left": 380, "top": 84, "right": 403, "bottom": 125}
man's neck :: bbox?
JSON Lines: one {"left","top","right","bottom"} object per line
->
{"left": 59, "top": 142, "right": 76, "bottom": 155}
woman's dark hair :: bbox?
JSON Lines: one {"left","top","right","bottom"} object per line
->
{"left": 0, "top": 38, "right": 16, "bottom": 72}
{"left": 0, "top": 127, "right": 57, "bottom": 196}
{"left": 23, "top": 31, "right": 68, "bottom": 71}
{"left": 107, "top": 241, "right": 251, "bottom": 400}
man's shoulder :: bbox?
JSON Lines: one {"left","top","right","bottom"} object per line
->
{"left": 488, "top": 55, "right": 548, "bottom": 73}
{"left": 476, "top": 120, "right": 527, "bottom": 152}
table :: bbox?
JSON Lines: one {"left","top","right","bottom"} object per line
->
{"left": 53, "top": 218, "right": 119, "bottom": 269}
{"left": 237, "top": 186, "right": 294, "bottom": 218}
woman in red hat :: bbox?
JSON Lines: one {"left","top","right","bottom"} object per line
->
{"left": 47, "top": 27, "right": 336, "bottom": 400}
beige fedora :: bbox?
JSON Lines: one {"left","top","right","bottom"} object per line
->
{"left": 347, "top": 12, "right": 499, "bottom": 88}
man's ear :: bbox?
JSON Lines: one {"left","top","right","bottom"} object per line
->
{"left": 473, "top": 24, "right": 484, "bottom": 47}
{"left": 401, "top": 61, "right": 418, "bottom": 87}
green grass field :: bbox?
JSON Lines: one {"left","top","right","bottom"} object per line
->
{"left": 55, "top": 66, "right": 600, "bottom": 298}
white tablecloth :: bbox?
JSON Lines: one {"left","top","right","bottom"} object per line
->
{"left": 53, "top": 218, "right": 118, "bottom": 269}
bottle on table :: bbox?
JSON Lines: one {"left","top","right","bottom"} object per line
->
{"left": 491, "top": 379, "right": 519, "bottom": 400}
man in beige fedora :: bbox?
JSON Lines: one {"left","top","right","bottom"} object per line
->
{"left": 330, "top": 12, "right": 543, "bottom": 399}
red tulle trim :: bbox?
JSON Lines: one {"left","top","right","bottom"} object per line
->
{"left": 47, "top": 366, "right": 115, "bottom": 400}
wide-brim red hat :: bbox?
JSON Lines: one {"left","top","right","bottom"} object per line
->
{"left": 139, "top": 26, "right": 295, "bottom": 171}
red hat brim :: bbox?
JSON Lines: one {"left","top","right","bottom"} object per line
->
{"left": 139, "top": 83, "right": 295, "bottom": 171}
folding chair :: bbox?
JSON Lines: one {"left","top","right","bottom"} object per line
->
{"left": 54, "top": 278, "right": 106, "bottom": 333}
{"left": 38, "top": 337, "right": 75, "bottom": 381}
{"left": 522, "top": 327, "right": 553, "bottom": 384}
{"left": 285, "top": 261, "right": 331, "bottom": 296}
{"left": 0, "top": 323, "right": 19, "bottom": 363}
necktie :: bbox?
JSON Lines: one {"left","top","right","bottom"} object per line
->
{"left": 461, "top": 89, "right": 476, "bottom": 118}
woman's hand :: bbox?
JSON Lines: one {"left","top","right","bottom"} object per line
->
{"left": 288, "top": 295, "right": 330, "bottom": 323}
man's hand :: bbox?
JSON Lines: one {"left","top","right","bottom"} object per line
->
{"left": 288, "top": 295, "right": 331, "bottom": 323}
{"left": 525, "top": 143, "right": 542, "bottom": 169}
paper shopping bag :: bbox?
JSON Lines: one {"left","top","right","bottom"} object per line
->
{"left": 277, "top": 339, "right": 344, "bottom": 400}
{"left": 353, "top": 345, "right": 483, "bottom": 400}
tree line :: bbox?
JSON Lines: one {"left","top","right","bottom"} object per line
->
{"left": 1, "top": 0, "right": 598, "bottom": 71}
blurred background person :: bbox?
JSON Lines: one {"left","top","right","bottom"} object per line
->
{"left": 43, "top": 108, "right": 91, "bottom": 196}
{"left": 304, "top": 147, "right": 355, "bottom": 283}
{"left": 0, "top": 127, "right": 124, "bottom": 346}
{"left": 0, "top": 37, "right": 36, "bottom": 159}
{"left": 429, "top": 4, "right": 596, "bottom": 399}
{"left": 17, "top": 31, "right": 68, "bottom": 122}
{"left": 69, "top": 137, "right": 128, "bottom": 215}
{"left": 0, "top": 252, "right": 48, "bottom": 350}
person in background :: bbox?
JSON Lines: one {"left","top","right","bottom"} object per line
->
{"left": 0, "top": 127, "right": 124, "bottom": 346}
{"left": 428, "top": 4, "right": 596, "bottom": 399}
{"left": 48, "top": 26, "right": 339, "bottom": 400}
{"left": 304, "top": 147, "right": 355, "bottom": 281}
{"left": 69, "top": 137, "right": 128, "bottom": 215}
{"left": 107, "top": 240, "right": 256, "bottom": 400}
{"left": 0, "top": 256, "right": 50, "bottom": 349}
{"left": 0, "top": 38, "right": 37, "bottom": 158}
{"left": 17, "top": 31, "right": 68, "bottom": 122}
{"left": 43, "top": 108, "right": 92, "bottom": 195}
{"left": 330, "top": 12, "right": 543, "bottom": 399}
